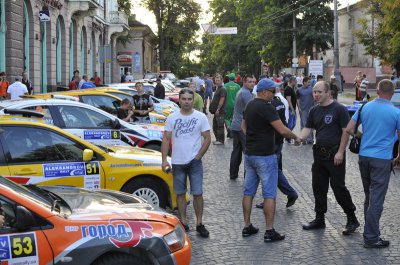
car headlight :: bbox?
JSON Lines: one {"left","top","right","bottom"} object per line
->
{"left": 163, "top": 224, "right": 186, "bottom": 252}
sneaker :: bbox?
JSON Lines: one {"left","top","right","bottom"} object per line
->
{"left": 364, "top": 238, "right": 390, "bottom": 248}
{"left": 255, "top": 202, "right": 264, "bottom": 209}
{"left": 196, "top": 224, "right": 209, "bottom": 238}
{"left": 264, "top": 229, "right": 285, "bottom": 242}
{"left": 181, "top": 223, "right": 189, "bottom": 232}
{"left": 286, "top": 195, "right": 298, "bottom": 208}
{"left": 213, "top": 141, "right": 224, "bottom": 145}
{"left": 242, "top": 224, "right": 259, "bottom": 237}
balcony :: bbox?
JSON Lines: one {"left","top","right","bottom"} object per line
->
{"left": 68, "top": 0, "right": 104, "bottom": 16}
{"left": 68, "top": 0, "right": 103, "bottom": 8}
{"left": 109, "top": 11, "right": 129, "bottom": 29}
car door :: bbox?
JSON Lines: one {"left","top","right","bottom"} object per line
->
{"left": 0, "top": 125, "right": 105, "bottom": 189}
{"left": 0, "top": 196, "right": 54, "bottom": 264}
{"left": 55, "top": 105, "right": 130, "bottom": 147}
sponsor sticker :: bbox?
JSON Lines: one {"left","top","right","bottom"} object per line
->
{"left": 83, "top": 130, "right": 121, "bottom": 140}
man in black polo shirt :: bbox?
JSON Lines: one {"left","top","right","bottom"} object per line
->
{"left": 300, "top": 81, "right": 360, "bottom": 235}
{"left": 241, "top": 79, "right": 301, "bottom": 242}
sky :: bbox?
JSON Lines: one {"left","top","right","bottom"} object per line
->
{"left": 132, "top": 0, "right": 361, "bottom": 34}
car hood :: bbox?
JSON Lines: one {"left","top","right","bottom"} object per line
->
{"left": 104, "top": 145, "right": 168, "bottom": 165}
{"left": 134, "top": 123, "right": 164, "bottom": 131}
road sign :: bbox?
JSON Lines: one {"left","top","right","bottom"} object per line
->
{"left": 308, "top": 60, "right": 324, "bottom": 76}
{"left": 201, "top": 23, "right": 217, "bottom": 33}
{"left": 39, "top": 10, "right": 50, "bottom": 22}
{"left": 210, "top": 27, "right": 237, "bottom": 35}
{"left": 292, "top": 58, "right": 299, "bottom": 64}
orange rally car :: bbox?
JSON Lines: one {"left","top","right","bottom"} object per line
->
{"left": 0, "top": 177, "right": 191, "bottom": 265}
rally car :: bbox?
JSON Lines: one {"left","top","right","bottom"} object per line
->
{"left": 23, "top": 91, "right": 168, "bottom": 126}
{"left": 0, "top": 99, "right": 164, "bottom": 151}
{"left": 0, "top": 113, "right": 180, "bottom": 209}
{"left": 0, "top": 177, "right": 191, "bottom": 264}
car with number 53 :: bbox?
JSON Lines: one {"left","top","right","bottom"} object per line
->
{"left": 0, "top": 177, "right": 191, "bottom": 264}
{"left": 0, "top": 113, "right": 180, "bottom": 209}
{"left": 0, "top": 99, "right": 164, "bottom": 151}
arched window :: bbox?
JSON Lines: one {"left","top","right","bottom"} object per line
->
{"left": 23, "top": 1, "right": 29, "bottom": 76}
{"left": 56, "top": 17, "right": 62, "bottom": 84}
{"left": 0, "top": 0, "right": 6, "bottom": 71}
{"left": 69, "top": 20, "right": 74, "bottom": 81}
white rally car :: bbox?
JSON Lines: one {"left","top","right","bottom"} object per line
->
{"left": 0, "top": 99, "right": 164, "bottom": 151}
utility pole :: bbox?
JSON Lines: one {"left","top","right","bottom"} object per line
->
{"left": 292, "top": 12, "right": 297, "bottom": 74}
{"left": 333, "top": 0, "right": 342, "bottom": 91}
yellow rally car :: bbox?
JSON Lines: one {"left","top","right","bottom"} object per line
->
{"left": 0, "top": 112, "right": 180, "bottom": 209}
{"left": 24, "top": 90, "right": 169, "bottom": 125}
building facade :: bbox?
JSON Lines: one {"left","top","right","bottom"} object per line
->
{"left": 0, "top": 0, "right": 129, "bottom": 93}
{"left": 115, "top": 20, "right": 157, "bottom": 81}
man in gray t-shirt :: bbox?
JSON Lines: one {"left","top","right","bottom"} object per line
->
{"left": 296, "top": 77, "right": 314, "bottom": 144}
{"left": 229, "top": 75, "right": 255, "bottom": 179}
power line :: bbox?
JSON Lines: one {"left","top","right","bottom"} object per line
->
{"left": 269, "top": 0, "right": 323, "bottom": 21}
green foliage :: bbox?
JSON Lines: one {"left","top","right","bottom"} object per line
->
{"left": 117, "top": 0, "right": 132, "bottom": 15}
{"left": 200, "top": 0, "right": 334, "bottom": 76}
{"left": 354, "top": 0, "right": 400, "bottom": 72}
{"left": 141, "top": 0, "right": 201, "bottom": 74}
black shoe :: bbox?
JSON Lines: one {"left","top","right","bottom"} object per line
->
{"left": 302, "top": 218, "right": 326, "bottom": 230}
{"left": 242, "top": 223, "right": 259, "bottom": 237}
{"left": 364, "top": 238, "right": 390, "bottom": 248}
{"left": 230, "top": 176, "right": 238, "bottom": 180}
{"left": 196, "top": 224, "right": 209, "bottom": 238}
{"left": 181, "top": 223, "right": 189, "bottom": 232}
{"left": 264, "top": 229, "right": 285, "bottom": 242}
{"left": 255, "top": 202, "right": 264, "bottom": 209}
{"left": 286, "top": 195, "right": 298, "bottom": 208}
{"left": 342, "top": 216, "right": 360, "bottom": 235}
{"left": 227, "top": 130, "right": 232, "bottom": 138}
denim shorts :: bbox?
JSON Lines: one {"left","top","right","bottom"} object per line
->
{"left": 244, "top": 154, "right": 278, "bottom": 199}
{"left": 172, "top": 158, "right": 203, "bottom": 195}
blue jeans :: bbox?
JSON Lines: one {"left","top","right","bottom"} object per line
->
{"left": 358, "top": 156, "right": 391, "bottom": 244}
{"left": 244, "top": 154, "right": 278, "bottom": 199}
{"left": 287, "top": 111, "right": 297, "bottom": 131}
{"left": 172, "top": 158, "right": 203, "bottom": 195}
{"left": 275, "top": 144, "right": 298, "bottom": 198}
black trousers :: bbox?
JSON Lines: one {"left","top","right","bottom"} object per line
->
{"left": 229, "top": 130, "right": 246, "bottom": 178}
{"left": 212, "top": 113, "right": 225, "bottom": 143}
{"left": 312, "top": 157, "right": 356, "bottom": 215}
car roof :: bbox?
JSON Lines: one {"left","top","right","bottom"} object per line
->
{"left": 0, "top": 98, "right": 85, "bottom": 108}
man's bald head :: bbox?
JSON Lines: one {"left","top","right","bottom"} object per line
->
{"left": 314, "top": 81, "right": 330, "bottom": 93}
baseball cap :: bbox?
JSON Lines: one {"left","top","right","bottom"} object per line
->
{"left": 256, "top": 79, "right": 279, "bottom": 92}
{"left": 228, "top": 73, "right": 235, "bottom": 79}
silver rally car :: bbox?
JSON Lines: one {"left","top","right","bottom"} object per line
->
{"left": 0, "top": 99, "right": 164, "bottom": 151}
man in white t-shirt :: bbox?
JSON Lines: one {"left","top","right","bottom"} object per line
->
{"left": 7, "top": 76, "right": 28, "bottom": 100}
{"left": 161, "top": 88, "right": 211, "bottom": 237}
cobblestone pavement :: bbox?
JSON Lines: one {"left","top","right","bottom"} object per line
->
{"left": 182, "top": 98, "right": 400, "bottom": 265}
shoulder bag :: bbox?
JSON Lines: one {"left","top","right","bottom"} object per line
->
{"left": 349, "top": 103, "right": 365, "bottom": 154}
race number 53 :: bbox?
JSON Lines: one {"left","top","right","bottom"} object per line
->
{"left": 85, "top": 161, "right": 100, "bottom": 175}
{"left": 11, "top": 234, "right": 36, "bottom": 258}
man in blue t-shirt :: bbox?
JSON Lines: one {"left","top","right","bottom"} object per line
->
{"left": 296, "top": 77, "right": 314, "bottom": 144}
{"left": 346, "top": 79, "right": 400, "bottom": 248}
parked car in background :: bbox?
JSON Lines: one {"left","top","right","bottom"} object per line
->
{"left": 0, "top": 176, "right": 191, "bottom": 265}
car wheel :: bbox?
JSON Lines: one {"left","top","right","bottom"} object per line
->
{"left": 122, "top": 178, "right": 167, "bottom": 208}
{"left": 92, "top": 253, "right": 149, "bottom": 265}
{"left": 144, "top": 143, "right": 161, "bottom": 152}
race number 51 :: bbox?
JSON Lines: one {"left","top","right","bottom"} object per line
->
{"left": 10, "top": 234, "right": 36, "bottom": 258}
{"left": 85, "top": 161, "right": 100, "bottom": 175}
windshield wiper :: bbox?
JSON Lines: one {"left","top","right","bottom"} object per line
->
{"left": 51, "top": 199, "right": 61, "bottom": 212}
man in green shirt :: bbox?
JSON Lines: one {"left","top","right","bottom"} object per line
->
{"left": 224, "top": 73, "right": 241, "bottom": 138}
{"left": 189, "top": 82, "right": 204, "bottom": 111}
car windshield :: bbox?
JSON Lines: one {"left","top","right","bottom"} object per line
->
{"left": 391, "top": 92, "right": 400, "bottom": 106}
{"left": 0, "top": 177, "right": 53, "bottom": 210}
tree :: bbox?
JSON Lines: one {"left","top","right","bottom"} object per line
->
{"left": 201, "top": 0, "right": 334, "bottom": 76}
{"left": 354, "top": 0, "right": 400, "bottom": 73}
{"left": 141, "top": 0, "right": 201, "bottom": 72}
{"left": 117, "top": 0, "right": 132, "bottom": 15}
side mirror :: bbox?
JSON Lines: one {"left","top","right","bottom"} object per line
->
{"left": 83, "top": 149, "right": 94, "bottom": 162}
{"left": 15, "top": 206, "right": 36, "bottom": 231}
{"left": 112, "top": 118, "right": 121, "bottom": 129}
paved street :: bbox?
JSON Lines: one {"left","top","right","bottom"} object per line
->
{"left": 184, "top": 93, "right": 400, "bottom": 265}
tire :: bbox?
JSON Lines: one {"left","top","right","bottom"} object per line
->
{"left": 92, "top": 253, "right": 148, "bottom": 265}
{"left": 144, "top": 143, "right": 161, "bottom": 152}
{"left": 122, "top": 177, "right": 167, "bottom": 208}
